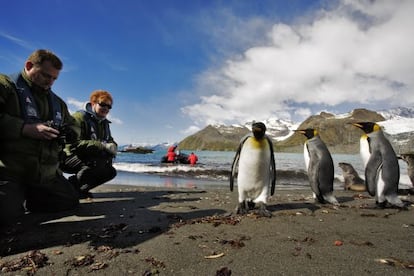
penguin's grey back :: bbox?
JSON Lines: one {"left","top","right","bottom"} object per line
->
{"left": 306, "top": 136, "right": 334, "bottom": 195}
{"left": 367, "top": 131, "right": 399, "bottom": 194}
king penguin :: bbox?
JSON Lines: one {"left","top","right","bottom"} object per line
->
{"left": 230, "top": 122, "right": 276, "bottom": 217}
{"left": 352, "top": 122, "right": 405, "bottom": 208}
{"left": 296, "top": 128, "right": 339, "bottom": 205}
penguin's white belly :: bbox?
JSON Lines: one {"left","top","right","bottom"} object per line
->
{"left": 360, "top": 137, "right": 370, "bottom": 167}
{"left": 377, "top": 169, "right": 386, "bottom": 202}
{"left": 238, "top": 138, "right": 270, "bottom": 200}
{"left": 303, "top": 143, "right": 310, "bottom": 170}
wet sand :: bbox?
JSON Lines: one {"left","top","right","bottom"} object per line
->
{"left": 1, "top": 184, "right": 413, "bottom": 275}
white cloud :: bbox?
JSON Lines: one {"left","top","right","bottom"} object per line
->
{"left": 67, "top": 98, "right": 85, "bottom": 114}
{"left": 0, "top": 31, "right": 33, "bottom": 50}
{"left": 183, "top": 0, "right": 414, "bottom": 126}
{"left": 181, "top": 125, "right": 201, "bottom": 136}
{"left": 107, "top": 116, "right": 123, "bottom": 125}
{"left": 294, "top": 108, "right": 312, "bottom": 119}
{"left": 197, "top": 7, "right": 273, "bottom": 57}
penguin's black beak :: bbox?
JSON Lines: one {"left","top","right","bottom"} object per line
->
{"left": 294, "top": 130, "right": 305, "bottom": 137}
{"left": 294, "top": 129, "right": 315, "bottom": 139}
{"left": 252, "top": 122, "right": 266, "bottom": 139}
{"left": 252, "top": 127, "right": 265, "bottom": 139}
{"left": 351, "top": 123, "right": 363, "bottom": 129}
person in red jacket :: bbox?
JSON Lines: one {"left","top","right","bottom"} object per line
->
{"left": 188, "top": 152, "right": 198, "bottom": 165}
{"left": 166, "top": 145, "right": 177, "bottom": 163}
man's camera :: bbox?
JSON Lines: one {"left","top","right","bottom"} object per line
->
{"left": 46, "top": 121, "right": 77, "bottom": 145}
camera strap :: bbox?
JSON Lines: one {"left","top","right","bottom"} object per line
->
{"left": 9, "top": 73, "right": 63, "bottom": 126}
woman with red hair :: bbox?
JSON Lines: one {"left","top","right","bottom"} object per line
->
{"left": 60, "top": 90, "right": 117, "bottom": 198}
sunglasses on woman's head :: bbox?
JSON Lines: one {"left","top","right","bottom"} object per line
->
{"left": 98, "top": 102, "right": 112, "bottom": 109}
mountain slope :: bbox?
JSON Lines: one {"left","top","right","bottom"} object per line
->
{"left": 276, "top": 108, "right": 385, "bottom": 153}
{"left": 178, "top": 108, "right": 414, "bottom": 154}
{"left": 179, "top": 125, "right": 249, "bottom": 151}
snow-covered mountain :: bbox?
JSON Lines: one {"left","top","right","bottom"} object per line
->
{"left": 379, "top": 106, "right": 414, "bottom": 120}
{"left": 133, "top": 107, "right": 414, "bottom": 151}
{"left": 378, "top": 117, "right": 414, "bottom": 154}
{"left": 216, "top": 107, "right": 414, "bottom": 143}
{"left": 378, "top": 117, "right": 414, "bottom": 135}
{"left": 243, "top": 118, "right": 300, "bottom": 141}
{"left": 212, "top": 118, "right": 300, "bottom": 142}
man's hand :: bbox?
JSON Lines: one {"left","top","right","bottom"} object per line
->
{"left": 22, "top": 123, "right": 60, "bottom": 140}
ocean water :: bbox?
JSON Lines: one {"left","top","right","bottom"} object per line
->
{"left": 107, "top": 149, "right": 412, "bottom": 190}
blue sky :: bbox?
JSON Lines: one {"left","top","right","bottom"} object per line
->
{"left": 1, "top": 0, "right": 413, "bottom": 145}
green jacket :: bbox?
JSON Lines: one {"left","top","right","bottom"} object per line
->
{"left": 67, "top": 102, "right": 117, "bottom": 160}
{"left": 0, "top": 71, "right": 79, "bottom": 180}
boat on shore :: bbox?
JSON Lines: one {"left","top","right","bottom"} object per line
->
{"left": 120, "top": 145, "right": 154, "bottom": 154}
{"left": 160, "top": 153, "right": 190, "bottom": 164}
{"left": 160, "top": 145, "right": 192, "bottom": 164}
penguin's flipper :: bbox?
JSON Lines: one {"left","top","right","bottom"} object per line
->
{"left": 230, "top": 153, "right": 239, "bottom": 192}
{"left": 230, "top": 136, "right": 249, "bottom": 191}
{"left": 318, "top": 151, "right": 335, "bottom": 194}
{"left": 307, "top": 147, "right": 322, "bottom": 200}
{"left": 365, "top": 154, "right": 383, "bottom": 196}
{"left": 303, "top": 142, "right": 310, "bottom": 170}
{"left": 309, "top": 169, "right": 324, "bottom": 203}
{"left": 266, "top": 136, "right": 276, "bottom": 196}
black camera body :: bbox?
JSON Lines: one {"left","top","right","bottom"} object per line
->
{"left": 47, "top": 121, "right": 77, "bottom": 145}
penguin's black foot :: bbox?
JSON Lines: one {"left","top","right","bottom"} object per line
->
{"left": 392, "top": 201, "right": 410, "bottom": 210}
{"left": 376, "top": 200, "right": 408, "bottom": 210}
{"left": 375, "top": 201, "right": 387, "bottom": 209}
{"left": 255, "top": 202, "right": 272, "bottom": 218}
{"left": 314, "top": 195, "right": 325, "bottom": 205}
{"left": 247, "top": 201, "right": 256, "bottom": 209}
{"left": 397, "top": 188, "right": 414, "bottom": 195}
{"left": 236, "top": 202, "right": 248, "bottom": 215}
{"left": 397, "top": 204, "right": 409, "bottom": 211}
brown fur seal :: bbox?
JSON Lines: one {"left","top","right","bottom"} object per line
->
{"left": 397, "top": 154, "right": 414, "bottom": 195}
{"left": 398, "top": 153, "right": 414, "bottom": 185}
{"left": 338, "top": 162, "right": 366, "bottom": 191}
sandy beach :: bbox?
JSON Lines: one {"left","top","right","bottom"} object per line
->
{"left": 1, "top": 184, "right": 413, "bottom": 275}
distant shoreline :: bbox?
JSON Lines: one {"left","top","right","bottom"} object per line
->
{"left": 106, "top": 169, "right": 316, "bottom": 191}
{"left": 106, "top": 169, "right": 414, "bottom": 191}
